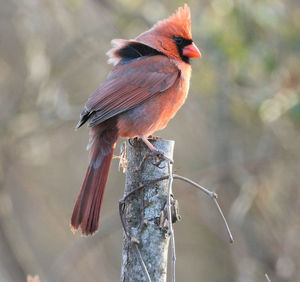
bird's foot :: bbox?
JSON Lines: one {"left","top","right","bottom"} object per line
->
{"left": 140, "top": 136, "right": 174, "bottom": 165}
{"left": 136, "top": 150, "right": 171, "bottom": 171}
{"left": 128, "top": 137, "right": 139, "bottom": 147}
{"left": 150, "top": 148, "right": 173, "bottom": 165}
{"left": 147, "top": 135, "right": 162, "bottom": 140}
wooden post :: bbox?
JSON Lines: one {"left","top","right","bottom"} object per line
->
{"left": 120, "top": 138, "right": 175, "bottom": 282}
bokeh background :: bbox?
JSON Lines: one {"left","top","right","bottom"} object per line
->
{"left": 0, "top": 0, "right": 299, "bottom": 281}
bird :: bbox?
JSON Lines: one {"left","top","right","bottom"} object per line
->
{"left": 71, "top": 4, "right": 201, "bottom": 235}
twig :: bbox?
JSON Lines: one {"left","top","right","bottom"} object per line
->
{"left": 265, "top": 273, "right": 271, "bottom": 282}
{"left": 173, "top": 174, "right": 215, "bottom": 198}
{"left": 167, "top": 161, "right": 176, "bottom": 282}
{"left": 119, "top": 200, "right": 130, "bottom": 239}
{"left": 173, "top": 174, "right": 234, "bottom": 243}
{"left": 212, "top": 197, "right": 234, "bottom": 243}
{"left": 134, "top": 244, "right": 151, "bottom": 282}
{"left": 135, "top": 152, "right": 153, "bottom": 171}
{"left": 119, "top": 200, "right": 152, "bottom": 282}
{"left": 120, "top": 176, "right": 169, "bottom": 203}
{"left": 116, "top": 141, "right": 127, "bottom": 173}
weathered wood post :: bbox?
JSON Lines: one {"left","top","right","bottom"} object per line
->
{"left": 120, "top": 138, "right": 175, "bottom": 282}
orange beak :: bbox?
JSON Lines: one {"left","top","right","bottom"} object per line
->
{"left": 182, "top": 42, "right": 201, "bottom": 58}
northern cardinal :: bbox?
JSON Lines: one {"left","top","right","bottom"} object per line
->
{"left": 71, "top": 4, "right": 201, "bottom": 235}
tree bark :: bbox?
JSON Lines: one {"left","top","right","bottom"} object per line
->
{"left": 120, "top": 138, "right": 174, "bottom": 282}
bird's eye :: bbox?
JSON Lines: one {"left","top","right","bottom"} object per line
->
{"left": 174, "top": 37, "right": 184, "bottom": 45}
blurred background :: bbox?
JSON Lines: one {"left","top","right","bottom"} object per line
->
{"left": 0, "top": 0, "right": 299, "bottom": 281}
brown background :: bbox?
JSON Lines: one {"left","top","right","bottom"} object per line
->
{"left": 0, "top": 0, "right": 299, "bottom": 281}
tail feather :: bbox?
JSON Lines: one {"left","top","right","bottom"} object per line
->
{"left": 71, "top": 123, "right": 118, "bottom": 235}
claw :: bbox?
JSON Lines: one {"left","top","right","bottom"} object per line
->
{"left": 128, "top": 137, "right": 139, "bottom": 147}
{"left": 151, "top": 149, "right": 174, "bottom": 164}
{"left": 147, "top": 135, "right": 162, "bottom": 140}
{"left": 140, "top": 136, "right": 174, "bottom": 164}
{"left": 151, "top": 154, "right": 166, "bottom": 168}
{"left": 136, "top": 153, "right": 152, "bottom": 171}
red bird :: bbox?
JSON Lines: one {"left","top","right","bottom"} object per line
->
{"left": 71, "top": 4, "right": 201, "bottom": 235}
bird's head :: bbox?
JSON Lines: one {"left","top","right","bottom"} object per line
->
{"left": 136, "top": 4, "right": 201, "bottom": 64}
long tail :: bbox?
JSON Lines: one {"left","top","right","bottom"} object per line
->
{"left": 71, "top": 123, "right": 118, "bottom": 235}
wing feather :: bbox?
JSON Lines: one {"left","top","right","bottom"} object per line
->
{"left": 78, "top": 55, "right": 180, "bottom": 128}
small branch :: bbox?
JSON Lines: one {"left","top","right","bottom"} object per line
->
{"left": 173, "top": 174, "right": 215, "bottom": 198}
{"left": 120, "top": 176, "right": 169, "bottom": 203}
{"left": 265, "top": 273, "right": 271, "bottom": 282}
{"left": 134, "top": 244, "right": 151, "bottom": 282}
{"left": 119, "top": 201, "right": 130, "bottom": 239}
{"left": 173, "top": 174, "right": 234, "bottom": 243}
{"left": 119, "top": 200, "right": 152, "bottom": 281}
{"left": 167, "top": 161, "right": 176, "bottom": 282}
{"left": 212, "top": 197, "right": 234, "bottom": 243}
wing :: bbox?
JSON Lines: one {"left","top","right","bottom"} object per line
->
{"left": 77, "top": 55, "right": 180, "bottom": 128}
